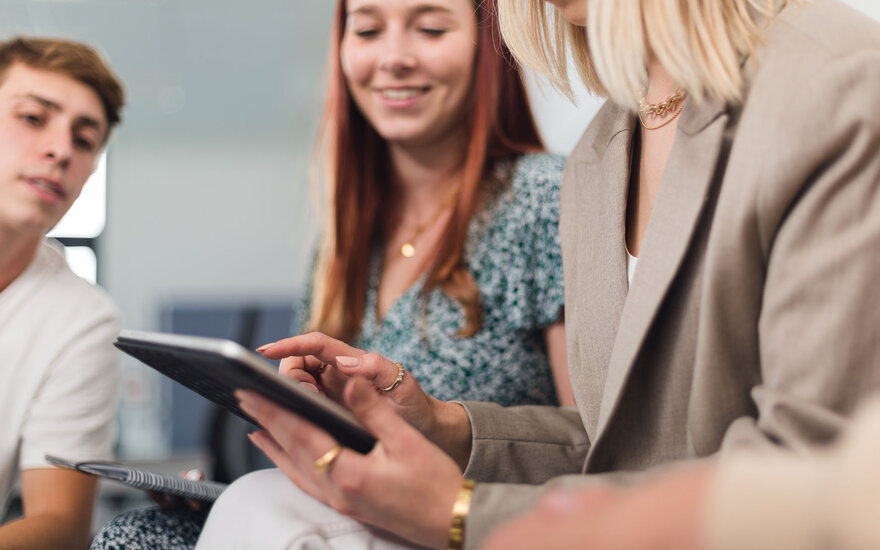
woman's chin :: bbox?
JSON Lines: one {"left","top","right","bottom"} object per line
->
{"left": 548, "top": 1, "right": 588, "bottom": 26}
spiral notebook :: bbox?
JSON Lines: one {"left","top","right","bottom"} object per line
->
{"left": 45, "top": 455, "right": 228, "bottom": 502}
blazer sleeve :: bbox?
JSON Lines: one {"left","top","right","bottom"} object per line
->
{"left": 458, "top": 401, "right": 590, "bottom": 550}
{"left": 461, "top": 401, "right": 589, "bottom": 483}
{"left": 720, "top": 46, "right": 880, "bottom": 454}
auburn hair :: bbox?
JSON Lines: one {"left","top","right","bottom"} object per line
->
{"left": 308, "top": 0, "right": 544, "bottom": 341}
{"left": 0, "top": 37, "right": 125, "bottom": 141}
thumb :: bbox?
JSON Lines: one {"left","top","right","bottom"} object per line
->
{"left": 344, "top": 377, "right": 415, "bottom": 453}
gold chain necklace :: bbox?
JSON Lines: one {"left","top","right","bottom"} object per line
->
{"left": 638, "top": 88, "right": 687, "bottom": 130}
{"left": 399, "top": 187, "right": 460, "bottom": 258}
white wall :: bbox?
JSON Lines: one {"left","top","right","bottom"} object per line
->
{"left": 103, "top": 137, "right": 314, "bottom": 332}
{"left": 524, "top": 70, "right": 604, "bottom": 155}
{"left": 102, "top": 135, "right": 319, "bottom": 454}
{"left": 845, "top": 0, "right": 880, "bottom": 20}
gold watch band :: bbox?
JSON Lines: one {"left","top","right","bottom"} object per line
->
{"left": 448, "top": 479, "right": 476, "bottom": 550}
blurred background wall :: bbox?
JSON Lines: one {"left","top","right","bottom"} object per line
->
{"left": 1, "top": 0, "right": 877, "bottom": 463}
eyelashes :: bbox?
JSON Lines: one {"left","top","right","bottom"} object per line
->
{"left": 352, "top": 28, "right": 448, "bottom": 38}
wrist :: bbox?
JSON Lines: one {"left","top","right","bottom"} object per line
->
{"left": 429, "top": 400, "right": 472, "bottom": 470}
{"left": 447, "top": 478, "right": 476, "bottom": 550}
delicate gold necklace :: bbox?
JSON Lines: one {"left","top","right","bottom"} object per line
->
{"left": 399, "top": 187, "right": 460, "bottom": 258}
{"left": 638, "top": 88, "right": 687, "bottom": 130}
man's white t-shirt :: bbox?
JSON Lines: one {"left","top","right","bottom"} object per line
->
{"left": 0, "top": 239, "right": 119, "bottom": 515}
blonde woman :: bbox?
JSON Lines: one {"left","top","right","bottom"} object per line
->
{"left": 196, "top": 1, "right": 880, "bottom": 549}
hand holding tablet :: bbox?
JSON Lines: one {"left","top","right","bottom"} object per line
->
{"left": 115, "top": 330, "right": 376, "bottom": 454}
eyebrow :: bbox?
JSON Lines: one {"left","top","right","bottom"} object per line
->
{"left": 348, "top": 4, "right": 454, "bottom": 17}
{"left": 18, "top": 93, "right": 104, "bottom": 132}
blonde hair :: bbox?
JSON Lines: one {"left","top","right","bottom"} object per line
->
{"left": 498, "top": 0, "right": 796, "bottom": 109}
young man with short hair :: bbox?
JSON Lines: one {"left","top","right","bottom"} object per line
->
{"left": 0, "top": 37, "right": 125, "bottom": 549}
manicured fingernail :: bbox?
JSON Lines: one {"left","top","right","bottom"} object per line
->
{"left": 184, "top": 468, "right": 203, "bottom": 481}
{"left": 336, "top": 355, "right": 360, "bottom": 368}
{"left": 256, "top": 342, "right": 276, "bottom": 353}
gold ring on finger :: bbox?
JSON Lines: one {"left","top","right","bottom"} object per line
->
{"left": 313, "top": 444, "right": 343, "bottom": 474}
{"left": 316, "top": 361, "right": 327, "bottom": 374}
{"left": 380, "top": 362, "right": 406, "bottom": 393}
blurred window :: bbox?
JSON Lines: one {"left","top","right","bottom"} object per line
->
{"left": 48, "top": 153, "right": 107, "bottom": 284}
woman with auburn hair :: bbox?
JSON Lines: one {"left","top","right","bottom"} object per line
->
{"left": 94, "top": 0, "right": 569, "bottom": 548}
{"left": 197, "top": 0, "right": 880, "bottom": 549}
{"left": 298, "top": 0, "right": 572, "bottom": 408}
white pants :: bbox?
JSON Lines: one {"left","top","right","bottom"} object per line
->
{"left": 196, "top": 469, "right": 426, "bottom": 550}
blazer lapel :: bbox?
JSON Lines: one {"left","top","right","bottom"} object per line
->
{"left": 593, "top": 96, "right": 732, "bottom": 439}
{"left": 564, "top": 102, "right": 632, "bottom": 436}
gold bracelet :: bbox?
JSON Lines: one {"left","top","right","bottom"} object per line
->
{"left": 448, "top": 479, "right": 476, "bottom": 550}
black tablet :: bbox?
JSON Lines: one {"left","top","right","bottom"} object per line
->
{"left": 115, "top": 330, "right": 376, "bottom": 454}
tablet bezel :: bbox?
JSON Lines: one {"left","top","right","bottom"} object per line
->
{"left": 115, "top": 330, "right": 376, "bottom": 454}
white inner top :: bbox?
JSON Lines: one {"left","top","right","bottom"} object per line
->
{"left": 627, "top": 250, "right": 638, "bottom": 286}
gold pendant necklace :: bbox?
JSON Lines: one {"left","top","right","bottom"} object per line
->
{"left": 399, "top": 187, "right": 460, "bottom": 258}
{"left": 400, "top": 242, "right": 417, "bottom": 258}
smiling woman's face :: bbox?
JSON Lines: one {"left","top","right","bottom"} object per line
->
{"left": 340, "top": 0, "right": 478, "bottom": 149}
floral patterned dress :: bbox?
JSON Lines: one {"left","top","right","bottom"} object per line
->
{"left": 350, "top": 153, "right": 566, "bottom": 406}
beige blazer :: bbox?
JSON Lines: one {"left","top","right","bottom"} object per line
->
{"left": 461, "top": 1, "right": 880, "bottom": 548}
